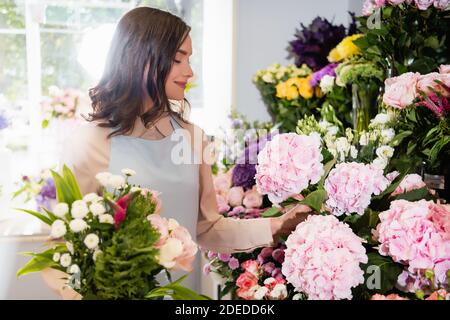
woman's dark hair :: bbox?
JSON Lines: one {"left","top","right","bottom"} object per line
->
{"left": 87, "top": 7, "right": 191, "bottom": 137}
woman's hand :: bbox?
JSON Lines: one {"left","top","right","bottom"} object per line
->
{"left": 270, "top": 203, "right": 312, "bottom": 242}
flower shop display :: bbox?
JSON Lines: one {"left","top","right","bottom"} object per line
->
{"left": 16, "top": 166, "right": 207, "bottom": 300}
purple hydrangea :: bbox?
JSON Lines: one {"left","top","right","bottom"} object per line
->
{"left": 35, "top": 178, "right": 56, "bottom": 211}
{"left": 287, "top": 17, "right": 346, "bottom": 71}
{"left": 309, "top": 63, "right": 338, "bottom": 87}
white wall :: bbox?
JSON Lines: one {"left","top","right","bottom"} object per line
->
{"left": 234, "top": 0, "right": 363, "bottom": 122}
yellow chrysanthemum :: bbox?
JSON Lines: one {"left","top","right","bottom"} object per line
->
{"left": 276, "top": 82, "right": 288, "bottom": 99}
{"left": 296, "top": 76, "right": 314, "bottom": 100}
{"left": 328, "top": 34, "right": 363, "bottom": 62}
{"left": 277, "top": 79, "right": 300, "bottom": 100}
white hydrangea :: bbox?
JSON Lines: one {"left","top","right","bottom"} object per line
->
{"left": 95, "top": 172, "right": 112, "bottom": 187}
{"left": 50, "top": 220, "right": 67, "bottom": 239}
{"left": 52, "top": 252, "right": 61, "bottom": 262}
{"left": 60, "top": 253, "right": 72, "bottom": 267}
{"left": 84, "top": 233, "right": 100, "bottom": 250}
{"left": 121, "top": 168, "right": 136, "bottom": 176}
{"left": 99, "top": 214, "right": 114, "bottom": 224}
{"left": 53, "top": 203, "right": 69, "bottom": 218}
{"left": 69, "top": 219, "right": 88, "bottom": 233}
{"left": 89, "top": 202, "right": 106, "bottom": 216}
{"left": 319, "top": 75, "right": 335, "bottom": 93}
{"left": 254, "top": 286, "right": 269, "bottom": 300}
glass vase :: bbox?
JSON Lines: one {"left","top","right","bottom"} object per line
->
{"left": 351, "top": 82, "right": 380, "bottom": 134}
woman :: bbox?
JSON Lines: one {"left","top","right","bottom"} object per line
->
{"left": 42, "top": 7, "right": 311, "bottom": 299}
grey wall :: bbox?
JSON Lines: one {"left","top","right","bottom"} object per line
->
{"left": 235, "top": 0, "right": 364, "bottom": 122}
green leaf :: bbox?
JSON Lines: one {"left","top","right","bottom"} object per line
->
{"left": 145, "top": 276, "right": 211, "bottom": 300}
{"left": 41, "top": 119, "right": 49, "bottom": 129}
{"left": 299, "top": 189, "right": 327, "bottom": 213}
{"left": 262, "top": 207, "right": 281, "bottom": 218}
{"left": 16, "top": 255, "right": 59, "bottom": 277}
{"left": 318, "top": 158, "right": 337, "bottom": 188}
{"left": 393, "top": 187, "right": 433, "bottom": 202}
{"left": 51, "top": 166, "right": 82, "bottom": 205}
{"left": 361, "top": 252, "right": 403, "bottom": 294}
{"left": 15, "top": 208, "right": 52, "bottom": 225}
{"left": 391, "top": 130, "right": 413, "bottom": 146}
{"left": 62, "top": 165, "right": 83, "bottom": 200}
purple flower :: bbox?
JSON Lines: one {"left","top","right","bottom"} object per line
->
{"left": 287, "top": 17, "right": 347, "bottom": 71}
{"left": 218, "top": 253, "right": 231, "bottom": 262}
{"left": 35, "top": 178, "right": 56, "bottom": 212}
{"left": 272, "top": 248, "right": 285, "bottom": 264}
{"left": 207, "top": 251, "right": 218, "bottom": 260}
{"left": 0, "top": 111, "right": 8, "bottom": 130}
{"left": 262, "top": 262, "right": 276, "bottom": 276}
{"left": 309, "top": 63, "right": 338, "bottom": 87}
{"left": 232, "top": 164, "right": 256, "bottom": 190}
{"left": 271, "top": 267, "right": 283, "bottom": 279}
{"left": 228, "top": 257, "right": 239, "bottom": 270}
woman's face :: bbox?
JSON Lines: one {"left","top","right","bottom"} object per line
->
{"left": 165, "top": 34, "right": 194, "bottom": 100}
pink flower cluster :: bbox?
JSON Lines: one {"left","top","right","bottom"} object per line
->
{"left": 41, "top": 86, "right": 87, "bottom": 120}
{"left": 282, "top": 215, "right": 368, "bottom": 300}
{"left": 391, "top": 173, "right": 427, "bottom": 196}
{"left": 147, "top": 215, "right": 198, "bottom": 272}
{"left": 214, "top": 169, "right": 264, "bottom": 218}
{"left": 325, "top": 162, "right": 390, "bottom": 216}
{"left": 255, "top": 133, "right": 324, "bottom": 205}
{"left": 370, "top": 293, "right": 408, "bottom": 300}
{"left": 383, "top": 66, "right": 450, "bottom": 109}
{"left": 363, "top": 0, "right": 449, "bottom": 16}
{"left": 373, "top": 200, "right": 450, "bottom": 290}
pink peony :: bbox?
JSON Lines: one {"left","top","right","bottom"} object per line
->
{"left": 433, "top": 0, "right": 450, "bottom": 9}
{"left": 370, "top": 293, "right": 408, "bottom": 300}
{"left": 417, "top": 73, "right": 450, "bottom": 97}
{"left": 227, "top": 186, "right": 245, "bottom": 207}
{"left": 415, "top": 0, "right": 434, "bottom": 9}
{"left": 282, "top": 215, "right": 368, "bottom": 300}
{"left": 147, "top": 214, "right": 169, "bottom": 246}
{"left": 374, "top": 200, "right": 450, "bottom": 288}
{"left": 325, "top": 162, "right": 390, "bottom": 216}
{"left": 383, "top": 72, "right": 421, "bottom": 109}
{"left": 242, "top": 186, "right": 263, "bottom": 209}
{"left": 439, "top": 64, "right": 450, "bottom": 74}
{"left": 168, "top": 225, "right": 198, "bottom": 272}
{"left": 391, "top": 173, "right": 427, "bottom": 196}
{"left": 255, "top": 133, "right": 324, "bottom": 205}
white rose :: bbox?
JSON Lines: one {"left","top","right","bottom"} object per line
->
{"left": 71, "top": 203, "right": 89, "bottom": 219}
{"left": 381, "top": 128, "right": 396, "bottom": 144}
{"left": 66, "top": 241, "right": 74, "bottom": 255}
{"left": 83, "top": 193, "right": 100, "bottom": 203}
{"left": 93, "top": 249, "right": 102, "bottom": 262}
{"left": 60, "top": 253, "right": 72, "bottom": 267}
{"left": 68, "top": 264, "right": 80, "bottom": 274}
{"left": 108, "top": 175, "right": 126, "bottom": 189}
{"left": 319, "top": 75, "right": 335, "bottom": 93}
{"left": 253, "top": 286, "right": 269, "bottom": 300}
{"left": 263, "top": 277, "right": 276, "bottom": 286}
{"left": 84, "top": 233, "right": 100, "bottom": 250}
{"left": 53, "top": 203, "right": 69, "bottom": 218}
{"left": 269, "top": 284, "right": 288, "bottom": 300}
{"left": 121, "top": 168, "right": 136, "bottom": 176}
{"left": 53, "top": 252, "right": 61, "bottom": 262}
{"left": 99, "top": 214, "right": 114, "bottom": 224}
{"left": 376, "top": 145, "right": 394, "bottom": 160}
{"left": 50, "top": 220, "right": 67, "bottom": 239}
{"left": 158, "top": 238, "right": 183, "bottom": 269}
{"left": 372, "top": 157, "right": 388, "bottom": 170}
{"left": 262, "top": 72, "right": 274, "bottom": 83}
{"left": 95, "top": 172, "right": 112, "bottom": 187}
{"left": 89, "top": 202, "right": 106, "bottom": 216}
{"left": 167, "top": 218, "right": 180, "bottom": 231}
{"left": 69, "top": 219, "right": 88, "bottom": 233}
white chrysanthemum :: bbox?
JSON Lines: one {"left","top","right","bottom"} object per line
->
{"left": 158, "top": 238, "right": 183, "bottom": 269}
{"left": 84, "top": 233, "right": 99, "bottom": 250}
{"left": 72, "top": 200, "right": 87, "bottom": 208}
{"left": 69, "top": 219, "right": 88, "bottom": 233}
{"left": 93, "top": 249, "right": 102, "bottom": 262}
{"left": 95, "top": 172, "right": 112, "bottom": 187}
{"left": 83, "top": 193, "right": 101, "bottom": 203}
{"left": 53, "top": 203, "right": 69, "bottom": 217}
{"left": 254, "top": 286, "right": 269, "bottom": 300}
{"left": 60, "top": 253, "right": 72, "bottom": 267}
{"left": 50, "top": 220, "right": 67, "bottom": 239}
{"left": 167, "top": 218, "right": 180, "bottom": 231}
{"left": 99, "top": 214, "right": 114, "bottom": 224}
{"left": 53, "top": 252, "right": 61, "bottom": 262}
{"left": 108, "top": 175, "right": 126, "bottom": 189}
{"left": 71, "top": 203, "right": 89, "bottom": 219}
{"left": 376, "top": 145, "right": 394, "bottom": 160}
{"left": 66, "top": 241, "right": 74, "bottom": 255}
{"left": 68, "top": 264, "right": 80, "bottom": 274}
{"left": 89, "top": 202, "right": 106, "bottom": 216}
{"left": 121, "top": 168, "right": 136, "bottom": 176}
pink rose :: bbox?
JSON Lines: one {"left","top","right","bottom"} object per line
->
{"left": 241, "top": 259, "right": 260, "bottom": 276}
{"left": 439, "top": 64, "right": 450, "bottom": 74}
{"left": 433, "top": 0, "right": 450, "bottom": 9}
{"left": 415, "top": 0, "right": 434, "bottom": 9}
{"left": 383, "top": 72, "right": 421, "bottom": 109}
{"left": 213, "top": 171, "right": 232, "bottom": 195}
{"left": 171, "top": 226, "right": 198, "bottom": 272}
{"left": 236, "top": 271, "right": 259, "bottom": 293}
{"left": 242, "top": 187, "right": 263, "bottom": 209}
{"left": 417, "top": 73, "right": 450, "bottom": 97}
{"left": 371, "top": 294, "right": 408, "bottom": 300}
{"left": 216, "top": 194, "right": 230, "bottom": 214}
{"left": 227, "top": 186, "right": 245, "bottom": 207}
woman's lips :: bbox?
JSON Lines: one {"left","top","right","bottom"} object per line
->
{"left": 175, "top": 81, "right": 187, "bottom": 89}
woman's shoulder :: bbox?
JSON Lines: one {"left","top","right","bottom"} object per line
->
{"left": 71, "top": 120, "right": 111, "bottom": 143}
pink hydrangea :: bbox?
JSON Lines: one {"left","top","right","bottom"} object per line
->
{"left": 374, "top": 200, "right": 450, "bottom": 289}
{"left": 325, "top": 162, "right": 390, "bottom": 216}
{"left": 391, "top": 173, "right": 427, "bottom": 196}
{"left": 255, "top": 133, "right": 324, "bottom": 205}
{"left": 282, "top": 215, "right": 368, "bottom": 300}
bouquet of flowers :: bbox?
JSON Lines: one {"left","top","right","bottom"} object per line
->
{"left": 17, "top": 166, "right": 207, "bottom": 300}
{"left": 13, "top": 169, "right": 57, "bottom": 213}
{"left": 41, "top": 86, "right": 89, "bottom": 129}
